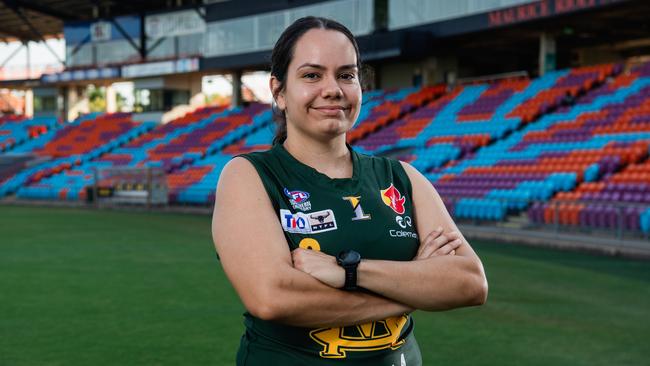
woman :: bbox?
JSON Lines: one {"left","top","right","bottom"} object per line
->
{"left": 212, "top": 16, "right": 488, "bottom": 365}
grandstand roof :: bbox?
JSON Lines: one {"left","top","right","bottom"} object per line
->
{"left": 0, "top": 0, "right": 202, "bottom": 43}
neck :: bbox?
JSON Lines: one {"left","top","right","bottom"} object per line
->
{"left": 283, "top": 134, "right": 353, "bottom": 179}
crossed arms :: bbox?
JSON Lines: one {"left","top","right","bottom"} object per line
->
{"left": 211, "top": 157, "right": 488, "bottom": 328}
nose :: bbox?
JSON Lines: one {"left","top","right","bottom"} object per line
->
{"left": 321, "top": 74, "right": 343, "bottom": 99}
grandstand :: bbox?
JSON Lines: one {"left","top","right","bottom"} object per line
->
{"left": 0, "top": 2, "right": 649, "bottom": 248}
{"left": 2, "top": 1, "right": 650, "bottom": 365}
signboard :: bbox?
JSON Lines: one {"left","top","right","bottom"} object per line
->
{"left": 121, "top": 58, "right": 199, "bottom": 78}
{"left": 487, "top": 0, "right": 627, "bottom": 28}
{"left": 41, "top": 67, "right": 120, "bottom": 83}
{"left": 146, "top": 10, "right": 205, "bottom": 39}
{"left": 64, "top": 15, "right": 141, "bottom": 44}
{"left": 90, "top": 21, "right": 112, "bottom": 42}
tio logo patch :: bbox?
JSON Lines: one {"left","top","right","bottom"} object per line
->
{"left": 280, "top": 209, "right": 337, "bottom": 234}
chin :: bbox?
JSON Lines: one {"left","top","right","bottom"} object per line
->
{"left": 322, "top": 119, "right": 351, "bottom": 135}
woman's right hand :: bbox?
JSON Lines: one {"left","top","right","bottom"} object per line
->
{"left": 414, "top": 227, "right": 463, "bottom": 260}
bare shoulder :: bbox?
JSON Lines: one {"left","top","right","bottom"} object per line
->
{"left": 218, "top": 156, "right": 260, "bottom": 187}
{"left": 214, "top": 156, "right": 268, "bottom": 200}
{"left": 398, "top": 160, "right": 436, "bottom": 193}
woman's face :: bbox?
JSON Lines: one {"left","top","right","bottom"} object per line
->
{"left": 273, "top": 28, "right": 362, "bottom": 142}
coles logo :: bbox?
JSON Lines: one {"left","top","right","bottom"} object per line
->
{"left": 380, "top": 183, "right": 406, "bottom": 215}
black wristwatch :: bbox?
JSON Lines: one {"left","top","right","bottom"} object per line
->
{"left": 336, "top": 250, "right": 361, "bottom": 290}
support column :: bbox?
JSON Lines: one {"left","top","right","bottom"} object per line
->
{"left": 106, "top": 84, "right": 117, "bottom": 113}
{"left": 25, "top": 41, "right": 30, "bottom": 79}
{"left": 539, "top": 32, "right": 556, "bottom": 76}
{"left": 66, "top": 86, "right": 78, "bottom": 121}
{"left": 231, "top": 70, "right": 243, "bottom": 108}
{"left": 25, "top": 89, "right": 34, "bottom": 118}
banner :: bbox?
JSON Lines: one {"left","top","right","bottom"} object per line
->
{"left": 146, "top": 10, "right": 205, "bottom": 39}
{"left": 121, "top": 58, "right": 199, "bottom": 78}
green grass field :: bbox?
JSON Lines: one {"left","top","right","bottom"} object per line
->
{"left": 1, "top": 205, "right": 648, "bottom": 365}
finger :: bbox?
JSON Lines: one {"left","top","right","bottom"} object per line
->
{"left": 449, "top": 249, "right": 456, "bottom": 256}
{"left": 429, "top": 233, "right": 454, "bottom": 251}
{"left": 433, "top": 239, "right": 463, "bottom": 256}
{"left": 418, "top": 244, "right": 436, "bottom": 259}
{"left": 417, "top": 235, "right": 447, "bottom": 259}
{"left": 417, "top": 226, "right": 443, "bottom": 257}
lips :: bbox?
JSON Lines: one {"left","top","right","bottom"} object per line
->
{"left": 312, "top": 105, "right": 348, "bottom": 111}
{"left": 311, "top": 105, "right": 350, "bottom": 117}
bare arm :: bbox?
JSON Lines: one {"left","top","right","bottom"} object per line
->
{"left": 293, "top": 162, "right": 488, "bottom": 311}
{"left": 212, "top": 157, "right": 411, "bottom": 328}
{"left": 358, "top": 162, "right": 488, "bottom": 310}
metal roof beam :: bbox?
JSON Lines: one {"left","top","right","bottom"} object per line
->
{"left": 0, "top": 26, "right": 29, "bottom": 40}
{"left": 3, "top": 0, "right": 79, "bottom": 21}
{"left": 2, "top": 2, "right": 65, "bottom": 65}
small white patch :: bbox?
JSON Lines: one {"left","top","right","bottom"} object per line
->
{"left": 280, "top": 209, "right": 337, "bottom": 234}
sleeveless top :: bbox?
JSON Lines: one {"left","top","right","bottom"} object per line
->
{"left": 238, "top": 143, "right": 421, "bottom": 363}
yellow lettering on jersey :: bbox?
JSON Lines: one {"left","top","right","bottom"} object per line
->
{"left": 309, "top": 315, "right": 409, "bottom": 358}
{"left": 299, "top": 238, "right": 321, "bottom": 251}
{"left": 342, "top": 196, "right": 371, "bottom": 221}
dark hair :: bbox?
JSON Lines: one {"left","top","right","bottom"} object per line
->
{"left": 270, "top": 16, "right": 362, "bottom": 144}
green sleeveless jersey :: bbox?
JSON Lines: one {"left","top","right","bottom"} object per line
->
{"left": 236, "top": 143, "right": 422, "bottom": 365}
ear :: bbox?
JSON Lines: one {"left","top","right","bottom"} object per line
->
{"left": 270, "top": 76, "right": 286, "bottom": 111}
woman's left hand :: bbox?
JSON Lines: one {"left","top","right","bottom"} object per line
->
{"left": 292, "top": 248, "right": 345, "bottom": 288}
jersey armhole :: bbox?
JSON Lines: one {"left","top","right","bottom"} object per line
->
{"left": 236, "top": 154, "right": 281, "bottom": 213}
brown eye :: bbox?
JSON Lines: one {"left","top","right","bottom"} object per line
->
{"left": 303, "top": 73, "right": 320, "bottom": 80}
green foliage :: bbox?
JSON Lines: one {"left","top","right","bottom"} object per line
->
{"left": 88, "top": 85, "right": 106, "bottom": 112}
{"left": 0, "top": 206, "right": 648, "bottom": 365}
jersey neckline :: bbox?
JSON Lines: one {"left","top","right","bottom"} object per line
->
{"left": 273, "top": 142, "right": 361, "bottom": 186}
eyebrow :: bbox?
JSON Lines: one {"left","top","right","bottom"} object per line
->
{"left": 297, "top": 63, "right": 358, "bottom": 71}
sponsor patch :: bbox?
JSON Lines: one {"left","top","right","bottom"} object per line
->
{"left": 280, "top": 209, "right": 337, "bottom": 234}
{"left": 380, "top": 184, "right": 406, "bottom": 215}
{"left": 284, "top": 187, "right": 312, "bottom": 211}
{"left": 395, "top": 215, "right": 412, "bottom": 229}
{"left": 390, "top": 215, "right": 417, "bottom": 239}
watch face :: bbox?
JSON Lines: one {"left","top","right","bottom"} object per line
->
{"left": 339, "top": 250, "right": 361, "bottom": 266}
